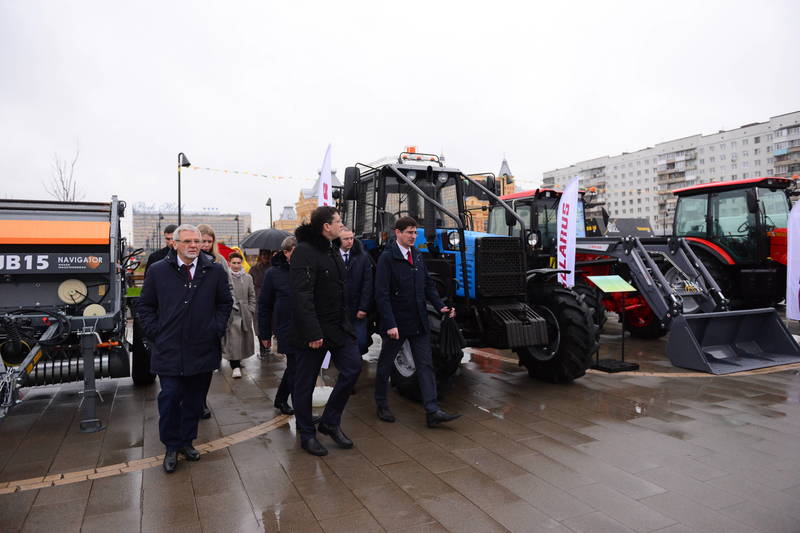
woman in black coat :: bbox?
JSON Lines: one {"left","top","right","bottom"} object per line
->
{"left": 258, "top": 237, "right": 296, "bottom": 414}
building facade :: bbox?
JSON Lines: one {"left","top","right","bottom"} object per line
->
{"left": 132, "top": 208, "right": 252, "bottom": 252}
{"left": 542, "top": 111, "right": 800, "bottom": 233}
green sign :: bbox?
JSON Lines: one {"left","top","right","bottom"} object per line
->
{"left": 125, "top": 287, "right": 142, "bottom": 298}
{"left": 586, "top": 275, "right": 637, "bottom": 294}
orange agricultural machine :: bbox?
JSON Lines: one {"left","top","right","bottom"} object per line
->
{"left": 0, "top": 197, "right": 141, "bottom": 428}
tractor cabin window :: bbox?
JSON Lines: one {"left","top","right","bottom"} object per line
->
{"left": 674, "top": 194, "right": 708, "bottom": 237}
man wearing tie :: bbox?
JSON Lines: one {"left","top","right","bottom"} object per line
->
{"left": 137, "top": 224, "right": 233, "bottom": 472}
{"left": 373, "top": 216, "right": 461, "bottom": 427}
{"left": 339, "top": 227, "right": 373, "bottom": 355}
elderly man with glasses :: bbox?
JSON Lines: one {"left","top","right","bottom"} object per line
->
{"left": 137, "top": 224, "right": 233, "bottom": 473}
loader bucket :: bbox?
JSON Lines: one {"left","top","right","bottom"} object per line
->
{"left": 666, "top": 308, "right": 800, "bottom": 374}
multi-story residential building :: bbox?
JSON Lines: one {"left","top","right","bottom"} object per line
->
{"left": 131, "top": 207, "right": 251, "bottom": 251}
{"left": 542, "top": 111, "right": 800, "bottom": 233}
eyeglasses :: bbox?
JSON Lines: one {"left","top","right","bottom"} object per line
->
{"left": 177, "top": 239, "right": 201, "bottom": 245}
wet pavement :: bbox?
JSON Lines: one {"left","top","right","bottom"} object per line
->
{"left": 1, "top": 316, "right": 800, "bottom": 532}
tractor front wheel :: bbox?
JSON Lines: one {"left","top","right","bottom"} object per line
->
{"left": 516, "top": 283, "right": 596, "bottom": 383}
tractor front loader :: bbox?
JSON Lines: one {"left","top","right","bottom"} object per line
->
{"left": 487, "top": 188, "right": 800, "bottom": 375}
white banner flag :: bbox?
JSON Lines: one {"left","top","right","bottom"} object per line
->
{"left": 556, "top": 176, "right": 580, "bottom": 288}
{"left": 786, "top": 201, "right": 800, "bottom": 319}
{"left": 318, "top": 143, "right": 333, "bottom": 207}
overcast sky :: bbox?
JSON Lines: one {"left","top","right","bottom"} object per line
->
{"left": 2, "top": 1, "right": 799, "bottom": 238}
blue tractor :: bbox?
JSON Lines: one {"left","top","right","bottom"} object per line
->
{"left": 339, "top": 151, "right": 596, "bottom": 393}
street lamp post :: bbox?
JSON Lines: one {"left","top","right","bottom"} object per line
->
{"left": 177, "top": 153, "right": 191, "bottom": 224}
{"left": 157, "top": 213, "right": 164, "bottom": 236}
{"left": 266, "top": 198, "right": 272, "bottom": 228}
{"left": 234, "top": 215, "right": 240, "bottom": 245}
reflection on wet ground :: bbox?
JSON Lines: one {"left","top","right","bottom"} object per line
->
{"left": 1, "top": 315, "right": 800, "bottom": 532}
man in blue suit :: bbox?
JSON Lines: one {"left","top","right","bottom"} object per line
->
{"left": 137, "top": 224, "right": 233, "bottom": 473}
{"left": 373, "top": 216, "right": 461, "bottom": 427}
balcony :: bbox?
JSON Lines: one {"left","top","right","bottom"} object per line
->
{"left": 775, "top": 155, "right": 800, "bottom": 168}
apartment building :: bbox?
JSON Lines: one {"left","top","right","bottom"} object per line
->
{"left": 542, "top": 111, "right": 800, "bottom": 232}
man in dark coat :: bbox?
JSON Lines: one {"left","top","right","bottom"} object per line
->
{"left": 290, "top": 206, "right": 361, "bottom": 456}
{"left": 258, "top": 236, "right": 296, "bottom": 415}
{"left": 339, "top": 228, "right": 373, "bottom": 355}
{"left": 374, "top": 216, "right": 461, "bottom": 427}
{"left": 249, "top": 249, "right": 272, "bottom": 356}
{"left": 137, "top": 224, "right": 233, "bottom": 473}
{"left": 144, "top": 224, "right": 178, "bottom": 273}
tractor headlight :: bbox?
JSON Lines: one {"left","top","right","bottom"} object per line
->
{"left": 407, "top": 170, "right": 417, "bottom": 180}
{"left": 528, "top": 233, "right": 538, "bottom": 247}
{"left": 438, "top": 172, "right": 449, "bottom": 185}
{"left": 448, "top": 231, "right": 461, "bottom": 248}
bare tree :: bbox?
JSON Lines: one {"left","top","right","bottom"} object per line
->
{"left": 44, "top": 143, "right": 84, "bottom": 201}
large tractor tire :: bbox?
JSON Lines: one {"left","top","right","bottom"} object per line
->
{"left": 390, "top": 307, "right": 461, "bottom": 401}
{"left": 516, "top": 283, "right": 596, "bottom": 383}
{"left": 131, "top": 317, "right": 156, "bottom": 386}
{"left": 573, "top": 280, "right": 607, "bottom": 333}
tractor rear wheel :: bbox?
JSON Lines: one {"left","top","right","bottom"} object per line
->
{"left": 390, "top": 307, "right": 461, "bottom": 401}
{"left": 516, "top": 283, "right": 596, "bottom": 383}
{"left": 573, "top": 280, "right": 607, "bottom": 333}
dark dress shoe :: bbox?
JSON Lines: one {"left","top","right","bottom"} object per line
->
{"left": 318, "top": 423, "right": 354, "bottom": 449}
{"left": 377, "top": 406, "right": 396, "bottom": 423}
{"left": 163, "top": 450, "right": 178, "bottom": 473}
{"left": 178, "top": 446, "right": 201, "bottom": 461}
{"left": 426, "top": 409, "right": 462, "bottom": 428}
{"left": 301, "top": 437, "right": 329, "bottom": 456}
{"left": 274, "top": 401, "right": 295, "bottom": 415}
{"left": 200, "top": 406, "right": 212, "bottom": 419}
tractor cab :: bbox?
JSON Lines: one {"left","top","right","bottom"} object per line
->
{"left": 487, "top": 188, "right": 587, "bottom": 267}
{"left": 672, "top": 176, "right": 794, "bottom": 306}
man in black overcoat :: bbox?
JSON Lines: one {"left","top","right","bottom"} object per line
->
{"left": 374, "top": 216, "right": 461, "bottom": 427}
{"left": 137, "top": 224, "right": 233, "bottom": 472}
{"left": 339, "top": 227, "right": 373, "bottom": 355}
{"left": 290, "top": 206, "right": 361, "bottom": 456}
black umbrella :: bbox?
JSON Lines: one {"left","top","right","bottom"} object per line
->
{"left": 239, "top": 228, "right": 291, "bottom": 250}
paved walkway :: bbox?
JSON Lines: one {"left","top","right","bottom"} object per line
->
{"left": 1, "top": 320, "right": 800, "bottom": 532}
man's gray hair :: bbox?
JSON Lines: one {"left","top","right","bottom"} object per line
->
{"left": 281, "top": 236, "right": 297, "bottom": 251}
{"left": 173, "top": 223, "right": 200, "bottom": 242}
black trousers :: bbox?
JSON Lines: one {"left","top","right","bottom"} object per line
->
{"left": 375, "top": 333, "right": 439, "bottom": 414}
{"left": 294, "top": 339, "right": 361, "bottom": 442}
{"left": 274, "top": 351, "right": 296, "bottom": 405}
{"left": 157, "top": 372, "right": 212, "bottom": 451}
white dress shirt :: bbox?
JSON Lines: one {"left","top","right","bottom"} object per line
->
{"left": 177, "top": 256, "right": 198, "bottom": 279}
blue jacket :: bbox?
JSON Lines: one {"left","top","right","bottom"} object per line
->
{"left": 258, "top": 252, "right": 293, "bottom": 349}
{"left": 342, "top": 239, "right": 374, "bottom": 319}
{"left": 136, "top": 251, "right": 233, "bottom": 376}
{"left": 375, "top": 240, "right": 445, "bottom": 337}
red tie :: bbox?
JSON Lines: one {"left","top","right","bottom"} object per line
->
{"left": 406, "top": 251, "right": 413, "bottom": 265}
{"left": 181, "top": 263, "right": 193, "bottom": 281}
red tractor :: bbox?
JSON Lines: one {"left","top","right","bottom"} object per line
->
{"left": 671, "top": 176, "right": 794, "bottom": 309}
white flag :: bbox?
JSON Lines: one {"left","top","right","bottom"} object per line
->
{"left": 556, "top": 176, "right": 580, "bottom": 288}
{"left": 318, "top": 143, "right": 333, "bottom": 207}
{"left": 786, "top": 201, "right": 800, "bottom": 319}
